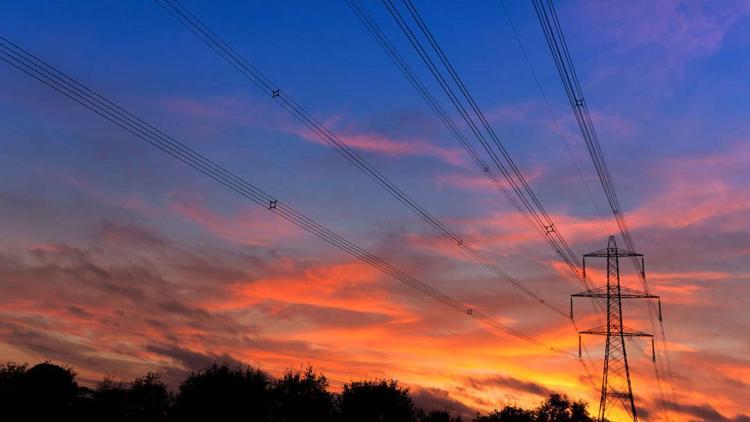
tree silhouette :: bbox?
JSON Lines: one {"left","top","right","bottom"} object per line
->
{"left": 474, "top": 406, "right": 535, "bottom": 422}
{"left": 91, "top": 372, "right": 170, "bottom": 421}
{"left": 567, "top": 400, "right": 592, "bottom": 422}
{"left": 339, "top": 379, "right": 418, "bottom": 422}
{"left": 0, "top": 360, "right": 596, "bottom": 421}
{"left": 475, "top": 394, "right": 594, "bottom": 422}
{"left": 0, "top": 363, "right": 27, "bottom": 421}
{"left": 170, "top": 363, "right": 271, "bottom": 422}
{"left": 22, "top": 362, "right": 79, "bottom": 419}
{"left": 420, "top": 409, "right": 463, "bottom": 422}
{"left": 129, "top": 372, "right": 170, "bottom": 421}
{"left": 93, "top": 377, "right": 130, "bottom": 421}
{"left": 535, "top": 394, "right": 594, "bottom": 422}
{"left": 270, "top": 366, "right": 335, "bottom": 422}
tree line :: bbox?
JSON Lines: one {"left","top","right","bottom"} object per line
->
{"left": 0, "top": 361, "right": 595, "bottom": 421}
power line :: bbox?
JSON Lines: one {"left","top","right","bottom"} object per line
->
{"left": 154, "top": 0, "right": 600, "bottom": 390}
{"left": 0, "top": 33, "right": 578, "bottom": 362}
{"left": 152, "top": 0, "right": 576, "bottom": 321}
{"left": 497, "top": 0, "right": 608, "bottom": 230}
{"left": 530, "top": 0, "right": 676, "bottom": 419}
{"left": 494, "top": 0, "right": 671, "bottom": 415}
{"left": 364, "top": 7, "right": 612, "bottom": 393}
{"left": 349, "top": 0, "right": 599, "bottom": 389}
{"left": 378, "top": 0, "right": 605, "bottom": 317}
{"left": 500, "top": 0, "right": 663, "bottom": 375}
{"left": 152, "top": 0, "right": 599, "bottom": 391}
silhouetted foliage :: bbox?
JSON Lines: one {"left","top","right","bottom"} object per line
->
{"left": 476, "top": 394, "right": 594, "bottom": 422}
{"left": 420, "top": 409, "right": 463, "bottom": 422}
{"left": 339, "top": 379, "right": 418, "bottom": 422}
{"left": 0, "top": 363, "right": 27, "bottom": 421}
{"left": 536, "top": 394, "right": 594, "bottom": 422}
{"left": 93, "top": 377, "right": 130, "bottom": 421}
{"left": 130, "top": 372, "right": 170, "bottom": 421}
{"left": 271, "top": 366, "right": 335, "bottom": 422}
{"left": 21, "top": 362, "right": 79, "bottom": 419}
{"left": 170, "top": 363, "right": 271, "bottom": 422}
{"left": 91, "top": 372, "right": 170, "bottom": 421}
{"left": 0, "top": 361, "right": 594, "bottom": 422}
{"left": 475, "top": 406, "right": 535, "bottom": 422}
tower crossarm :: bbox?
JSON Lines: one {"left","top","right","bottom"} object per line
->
{"left": 579, "top": 325, "right": 653, "bottom": 337}
{"left": 572, "top": 286, "right": 658, "bottom": 299}
{"left": 583, "top": 248, "right": 642, "bottom": 258}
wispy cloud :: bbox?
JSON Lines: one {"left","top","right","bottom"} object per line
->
{"left": 162, "top": 95, "right": 467, "bottom": 166}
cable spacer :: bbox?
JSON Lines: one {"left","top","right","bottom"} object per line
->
{"left": 268, "top": 199, "right": 277, "bottom": 210}
{"left": 272, "top": 89, "right": 280, "bottom": 98}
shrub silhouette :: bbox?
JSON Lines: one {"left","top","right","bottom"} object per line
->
{"left": 339, "top": 379, "right": 418, "bottom": 422}
{"left": 170, "top": 363, "right": 271, "bottom": 422}
{"left": 271, "top": 366, "right": 335, "bottom": 422}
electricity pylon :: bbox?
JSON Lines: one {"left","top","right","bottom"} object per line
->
{"left": 571, "top": 236, "right": 661, "bottom": 421}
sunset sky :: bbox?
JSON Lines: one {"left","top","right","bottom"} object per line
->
{"left": 1, "top": 1, "right": 749, "bottom": 421}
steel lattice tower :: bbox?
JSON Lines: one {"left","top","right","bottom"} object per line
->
{"left": 571, "top": 236, "right": 661, "bottom": 421}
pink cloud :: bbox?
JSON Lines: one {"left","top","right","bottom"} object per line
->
{"left": 289, "top": 125, "right": 467, "bottom": 167}
{"left": 169, "top": 192, "right": 299, "bottom": 246}
{"left": 163, "top": 95, "right": 467, "bottom": 166}
{"left": 161, "top": 95, "right": 287, "bottom": 138}
{"left": 163, "top": 97, "right": 243, "bottom": 121}
{"left": 589, "top": 111, "right": 636, "bottom": 139}
{"left": 495, "top": 144, "right": 747, "bottom": 242}
{"left": 627, "top": 144, "right": 750, "bottom": 231}
{"left": 484, "top": 101, "right": 538, "bottom": 125}
{"left": 30, "top": 166, "right": 159, "bottom": 218}
{"left": 435, "top": 165, "right": 544, "bottom": 193}
{"left": 586, "top": 0, "right": 750, "bottom": 59}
